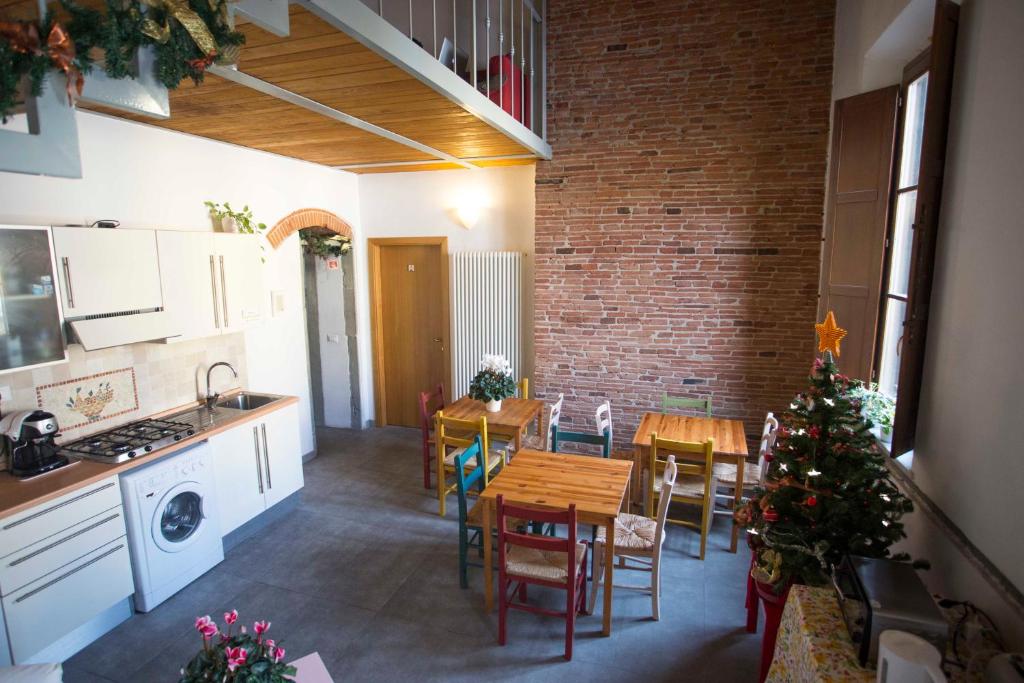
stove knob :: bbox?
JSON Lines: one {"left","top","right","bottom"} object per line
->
{"left": 174, "top": 435, "right": 182, "bottom": 441}
{"left": 187, "top": 429, "right": 195, "bottom": 436}
{"left": 144, "top": 445, "right": 153, "bottom": 452}
{"left": 128, "top": 451, "right": 136, "bottom": 458}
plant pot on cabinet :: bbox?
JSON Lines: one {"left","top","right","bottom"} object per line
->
{"left": 486, "top": 399, "right": 502, "bottom": 413}
{"left": 220, "top": 216, "right": 239, "bottom": 233}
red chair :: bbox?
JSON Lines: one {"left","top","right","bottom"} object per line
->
{"left": 496, "top": 495, "right": 588, "bottom": 661}
{"left": 418, "top": 384, "right": 445, "bottom": 489}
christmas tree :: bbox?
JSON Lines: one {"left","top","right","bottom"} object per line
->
{"left": 736, "top": 312, "right": 915, "bottom": 589}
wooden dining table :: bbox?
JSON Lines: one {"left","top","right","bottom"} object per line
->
{"left": 478, "top": 449, "right": 632, "bottom": 636}
{"left": 631, "top": 412, "right": 749, "bottom": 552}
{"left": 445, "top": 396, "right": 544, "bottom": 451}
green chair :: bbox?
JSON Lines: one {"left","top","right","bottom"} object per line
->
{"left": 454, "top": 436, "right": 488, "bottom": 589}
{"left": 661, "top": 393, "right": 712, "bottom": 417}
{"left": 551, "top": 424, "right": 611, "bottom": 458}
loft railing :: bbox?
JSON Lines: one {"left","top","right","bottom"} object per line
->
{"left": 361, "top": 0, "right": 546, "bottom": 140}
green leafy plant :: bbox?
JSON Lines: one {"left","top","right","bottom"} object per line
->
{"left": 468, "top": 354, "right": 516, "bottom": 403}
{"left": 848, "top": 381, "right": 895, "bottom": 435}
{"left": 180, "top": 611, "right": 296, "bottom": 683}
{"left": 204, "top": 201, "right": 266, "bottom": 236}
{"left": 300, "top": 228, "right": 351, "bottom": 259}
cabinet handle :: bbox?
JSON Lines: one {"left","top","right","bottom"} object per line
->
{"left": 219, "top": 255, "right": 229, "bottom": 328}
{"left": 14, "top": 543, "right": 125, "bottom": 603}
{"left": 253, "top": 426, "right": 264, "bottom": 494}
{"left": 8, "top": 513, "right": 120, "bottom": 567}
{"left": 61, "top": 256, "right": 75, "bottom": 309}
{"left": 261, "top": 423, "right": 272, "bottom": 489}
{"left": 209, "top": 255, "right": 220, "bottom": 329}
{"left": 3, "top": 482, "right": 115, "bottom": 530}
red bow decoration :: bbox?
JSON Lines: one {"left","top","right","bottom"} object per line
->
{"left": 0, "top": 20, "right": 84, "bottom": 105}
{"left": 187, "top": 52, "right": 217, "bottom": 73}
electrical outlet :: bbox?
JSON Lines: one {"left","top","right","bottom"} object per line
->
{"left": 0, "top": 385, "right": 11, "bottom": 405}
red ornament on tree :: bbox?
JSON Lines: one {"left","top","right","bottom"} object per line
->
{"left": 763, "top": 508, "right": 779, "bottom": 522}
{"left": 806, "top": 495, "right": 818, "bottom": 507}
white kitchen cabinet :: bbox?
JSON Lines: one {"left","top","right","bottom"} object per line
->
{"left": 156, "top": 231, "right": 264, "bottom": 342}
{"left": 52, "top": 227, "right": 163, "bottom": 318}
{"left": 209, "top": 402, "right": 303, "bottom": 535}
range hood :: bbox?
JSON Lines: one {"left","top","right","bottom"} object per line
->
{"left": 68, "top": 310, "right": 180, "bottom": 351}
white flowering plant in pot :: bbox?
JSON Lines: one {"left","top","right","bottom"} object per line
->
{"left": 468, "top": 354, "right": 516, "bottom": 412}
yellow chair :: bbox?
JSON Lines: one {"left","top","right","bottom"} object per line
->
{"left": 517, "top": 377, "right": 529, "bottom": 399}
{"left": 645, "top": 434, "right": 717, "bottom": 560}
{"left": 435, "top": 411, "right": 507, "bottom": 517}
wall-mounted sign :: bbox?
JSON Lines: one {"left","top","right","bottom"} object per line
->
{"left": 326, "top": 259, "right": 340, "bottom": 271}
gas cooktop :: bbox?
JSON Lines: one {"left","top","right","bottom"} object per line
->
{"left": 60, "top": 418, "right": 197, "bottom": 464}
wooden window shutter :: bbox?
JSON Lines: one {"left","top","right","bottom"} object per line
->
{"left": 891, "top": 0, "right": 960, "bottom": 456}
{"left": 818, "top": 86, "right": 900, "bottom": 382}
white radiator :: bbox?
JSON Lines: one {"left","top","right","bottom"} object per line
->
{"left": 451, "top": 251, "right": 523, "bottom": 397}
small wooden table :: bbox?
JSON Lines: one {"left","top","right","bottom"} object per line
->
{"left": 445, "top": 396, "right": 544, "bottom": 451}
{"left": 479, "top": 449, "right": 632, "bottom": 636}
{"left": 631, "top": 412, "right": 749, "bottom": 552}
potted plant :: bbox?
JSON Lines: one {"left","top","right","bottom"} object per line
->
{"left": 848, "top": 381, "right": 895, "bottom": 437}
{"left": 179, "top": 610, "right": 296, "bottom": 682}
{"left": 468, "top": 354, "right": 516, "bottom": 412}
{"left": 299, "top": 228, "right": 352, "bottom": 259}
{"left": 204, "top": 201, "right": 268, "bottom": 237}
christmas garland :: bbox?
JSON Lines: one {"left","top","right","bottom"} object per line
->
{"left": 0, "top": 0, "right": 243, "bottom": 121}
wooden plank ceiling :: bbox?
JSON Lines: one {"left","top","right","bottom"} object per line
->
{"left": 74, "top": 4, "right": 538, "bottom": 173}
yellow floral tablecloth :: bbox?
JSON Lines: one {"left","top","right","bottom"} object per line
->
{"left": 766, "top": 585, "right": 988, "bottom": 682}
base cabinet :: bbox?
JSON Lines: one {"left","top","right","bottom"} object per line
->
{"left": 210, "top": 403, "right": 303, "bottom": 535}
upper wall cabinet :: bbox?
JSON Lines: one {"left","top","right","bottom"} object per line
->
{"left": 51, "top": 228, "right": 163, "bottom": 318}
{"left": 157, "top": 231, "right": 264, "bottom": 342}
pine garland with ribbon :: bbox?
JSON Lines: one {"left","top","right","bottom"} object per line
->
{"left": 0, "top": 0, "right": 244, "bottom": 121}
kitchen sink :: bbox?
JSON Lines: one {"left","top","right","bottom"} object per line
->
{"left": 216, "top": 393, "right": 279, "bottom": 411}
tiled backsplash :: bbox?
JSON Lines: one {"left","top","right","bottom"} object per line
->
{"left": 1, "top": 333, "right": 248, "bottom": 446}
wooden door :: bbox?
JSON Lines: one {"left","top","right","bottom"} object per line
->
{"left": 370, "top": 238, "right": 449, "bottom": 428}
{"left": 818, "top": 86, "right": 899, "bottom": 381}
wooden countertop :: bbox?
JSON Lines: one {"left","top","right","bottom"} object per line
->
{"left": 0, "top": 392, "right": 299, "bottom": 521}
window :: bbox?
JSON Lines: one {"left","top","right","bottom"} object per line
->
{"left": 876, "top": 68, "right": 929, "bottom": 400}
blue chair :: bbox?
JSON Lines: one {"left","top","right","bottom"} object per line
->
{"left": 551, "top": 424, "right": 611, "bottom": 458}
{"left": 455, "top": 436, "right": 487, "bottom": 589}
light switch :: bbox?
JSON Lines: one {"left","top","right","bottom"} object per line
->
{"left": 326, "top": 334, "right": 340, "bottom": 344}
{"left": 271, "top": 290, "right": 286, "bottom": 316}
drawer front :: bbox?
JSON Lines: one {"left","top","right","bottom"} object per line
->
{"left": 0, "top": 507, "right": 127, "bottom": 597}
{"left": 0, "top": 477, "right": 122, "bottom": 556}
{"left": 3, "top": 537, "right": 133, "bottom": 664}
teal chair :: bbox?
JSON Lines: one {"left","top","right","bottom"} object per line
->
{"left": 662, "top": 393, "right": 712, "bottom": 417}
{"left": 455, "top": 436, "right": 487, "bottom": 589}
{"left": 551, "top": 424, "right": 611, "bottom": 458}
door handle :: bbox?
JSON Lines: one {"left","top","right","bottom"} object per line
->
{"left": 261, "top": 423, "right": 272, "bottom": 489}
{"left": 253, "top": 426, "right": 264, "bottom": 494}
{"left": 209, "top": 255, "right": 220, "bottom": 328}
{"left": 61, "top": 257, "right": 75, "bottom": 309}
{"left": 219, "top": 255, "right": 229, "bottom": 328}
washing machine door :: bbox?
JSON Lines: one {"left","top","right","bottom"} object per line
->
{"left": 151, "top": 481, "right": 208, "bottom": 553}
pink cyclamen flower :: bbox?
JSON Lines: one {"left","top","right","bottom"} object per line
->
{"left": 253, "top": 621, "right": 271, "bottom": 640}
{"left": 273, "top": 647, "right": 286, "bottom": 663}
{"left": 264, "top": 639, "right": 276, "bottom": 651}
{"left": 224, "top": 609, "right": 238, "bottom": 626}
{"left": 194, "top": 616, "right": 218, "bottom": 639}
{"left": 225, "top": 646, "right": 248, "bottom": 672}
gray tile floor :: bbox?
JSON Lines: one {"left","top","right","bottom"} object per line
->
{"left": 64, "top": 427, "right": 762, "bottom": 682}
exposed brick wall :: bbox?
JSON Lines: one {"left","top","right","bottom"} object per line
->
{"left": 534, "top": 0, "right": 834, "bottom": 448}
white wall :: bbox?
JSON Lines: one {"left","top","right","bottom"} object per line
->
{"left": 0, "top": 111, "right": 361, "bottom": 456}
{"left": 834, "top": 0, "right": 1024, "bottom": 648}
{"left": 354, "top": 164, "right": 536, "bottom": 423}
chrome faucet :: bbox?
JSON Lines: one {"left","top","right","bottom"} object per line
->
{"left": 205, "top": 362, "right": 238, "bottom": 409}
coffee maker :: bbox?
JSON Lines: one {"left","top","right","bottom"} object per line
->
{"left": 2, "top": 410, "right": 69, "bottom": 478}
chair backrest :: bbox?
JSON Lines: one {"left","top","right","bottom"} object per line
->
{"left": 436, "top": 410, "right": 489, "bottom": 457}
{"left": 419, "top": 383, "right": 445, "bottom": 439}
{"left": 535, "top": 392, "right": 564, "bottom": 451}
{"left": 551, "top": 424, "right": 611, "bottom": 458}
{"left": 661, "top": 393, "right": 712, "bottom": 417}
{"left": 496, "top": 494, "right": 578, "bottom": 587}
{"left": 650, "top": 432, "right": 714, "bottom": 498}
{"left": 454, "top": 436, "right": 487, "bottom": 527}
{"left": 653, "top": 455, "right": 678, "bottom": 554}
{"left": 757, "top": 412, "right": 779, "bottom": 484}
{"left": 594, "top": 400, "right": 613, "bottom": 445}
{"left": 518, "top": 377, "right": 529, "bottom": 400}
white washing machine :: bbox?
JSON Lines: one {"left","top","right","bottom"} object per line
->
{"left": 120, "top": 441, "right": 224, "bottom": 612}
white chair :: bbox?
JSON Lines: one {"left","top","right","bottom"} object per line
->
{"left": 594, "top": 400, "right": 612, "bottom": 444}
{"left": 713, "top": 412, "right": 778, "bottom": 515}
{"left": 589, "top": 455, "right": 677, "bottom": 620}
{"left": 521, "top": 393, "right": 564, "bottom": 452}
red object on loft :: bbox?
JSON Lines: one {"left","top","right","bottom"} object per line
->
{"left": 480, "top": 54, "right": 531, "bottom": 129}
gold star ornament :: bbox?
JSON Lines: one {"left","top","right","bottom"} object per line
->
{"left": 815, "top": 310, "right": 847, "bottom": 357}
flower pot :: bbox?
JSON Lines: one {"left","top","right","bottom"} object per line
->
{"left": 485, "top": 399, "right": 502, "bottom": 413}
{"left": 220, "top": 216, "right": 239, "bottom": 233}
